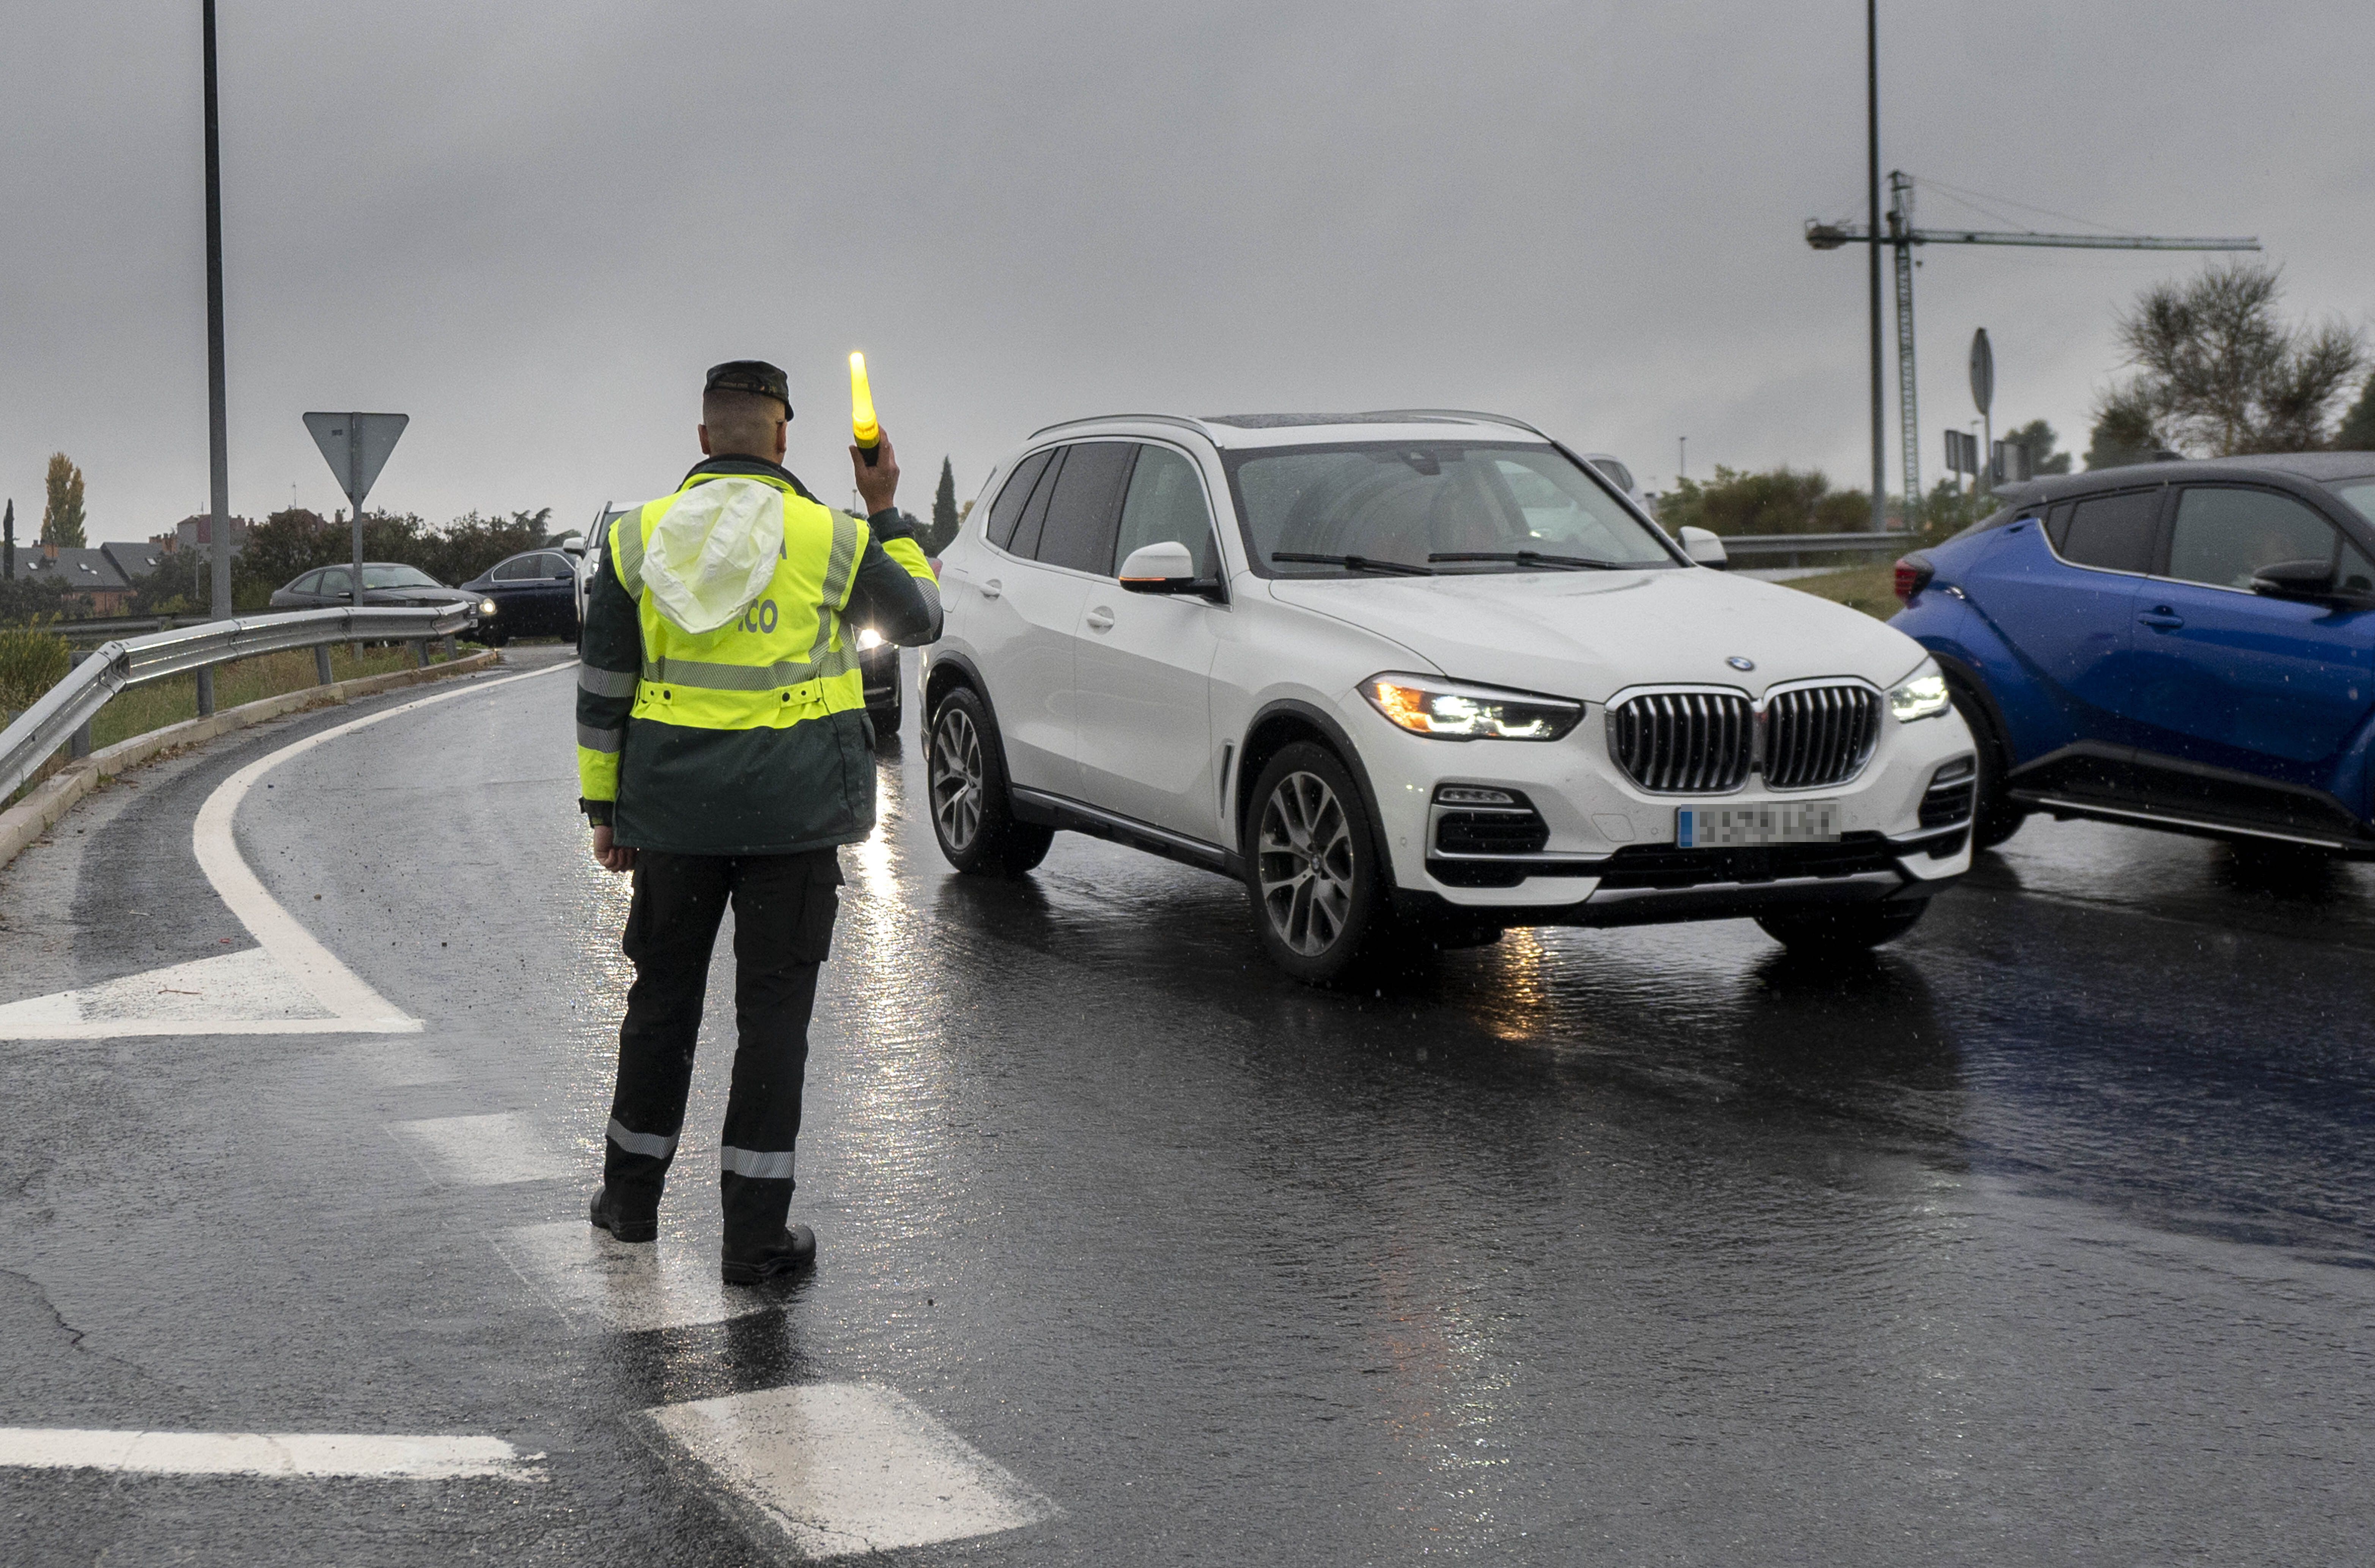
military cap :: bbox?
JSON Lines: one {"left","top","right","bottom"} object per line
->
{"left": 704, "top": 360, "right": 792, "bottom": 416}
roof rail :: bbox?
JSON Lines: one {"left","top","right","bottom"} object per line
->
{"left": 1027, "top": 413, "right": 1214, "bottom": 440}
{"left": 1359, "top": 408, "right": 1549, "bottom": 438}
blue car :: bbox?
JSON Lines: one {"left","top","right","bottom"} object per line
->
{"left": 1890, "top": 454, "right": 2375, "bottom": 857}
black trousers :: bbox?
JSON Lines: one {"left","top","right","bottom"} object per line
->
{"left": 602, "top": 847, "right": 841, "bottom": 1246}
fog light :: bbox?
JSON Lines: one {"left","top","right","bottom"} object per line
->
{"left": 478, "top": 599, "right": 497, "bottom": 616}
{"left": 856, "top": 627, "right": 885, "bottom": 650}
{"left": 1435, "top": 786, "right": 1519, "bottom": 806}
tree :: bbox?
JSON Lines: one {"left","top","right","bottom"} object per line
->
{"left": 2084, "top": 391, "right": 2167, "bottom": 470}
{"left": 1656, "top": 465, "right": 1873, "bottom": 536}
{"left": 40, "top": 453, "right": 86, "bottom": 547}
{"left": 925, "top": 457, "right": 960, "bottom": 553}
{"left": 2337, "top": 374, "right": 2375, "bottom": 452}
{"left": 2095, "top": 261, "right": 2364, "bottom": 456}
{"left": 2001, "top": 418, "right": 2071, "bottom": 476}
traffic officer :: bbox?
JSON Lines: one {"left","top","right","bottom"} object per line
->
{"left": 576, "top": 359, "right": 940, "bottom": 1284}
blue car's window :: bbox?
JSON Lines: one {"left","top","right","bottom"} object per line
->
{"left": 2043, "top": 501, "right": 2075, "bottom": 551}
{"left": 2328, "top": 479, "right": 2375, "bottom": 526}
{"left": 2341, "top": 542, "right": 2375, "bottom": 595}
{"left": 2167, "top": 488, "right": 2337, "bottom": 591}
{"left": 2059, "top": 490, "right": 2159, "bottom": 574}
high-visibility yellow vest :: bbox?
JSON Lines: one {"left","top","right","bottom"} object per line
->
{"left": 608, "top": 471, "right": 870, "bottom": 736}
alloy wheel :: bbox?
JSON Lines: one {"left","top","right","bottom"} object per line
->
{"left": 931, "top": 706, "right": 984, "bottom": 851}
{"left": 1256, "top": 770, "right": 1356, "bottom": 957}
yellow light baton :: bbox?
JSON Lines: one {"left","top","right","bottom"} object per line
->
{"left": 850, "top": 351, "right": 882, "bottom": 467}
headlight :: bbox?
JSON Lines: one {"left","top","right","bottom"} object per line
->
{"left": 1889, "top": 660, "right": 1952, "bottom": 723}
{"left": 1362, "top": 673, "right": 1583, "bottom": 741}
{"left": 478, "top": 599, "right": 497, "bottom": 616}
{"left": 856, "top": 627, "right": 885, "bottom": 650}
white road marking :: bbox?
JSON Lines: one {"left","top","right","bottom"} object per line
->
{"left": 390, "top": 1112, "right": 573, "bottom": 1187}
{"left": 0, "top": 1427, "right": 541, "bottom": 1481}
{"left": 0, "top": 664, "right": 570, "bottom": 1042}
{"left": 495, "top": 1217, "right": 765, "bottom": 1334}
{"left": 645, "top": 1383, "right": 1055, "bottom": 1558}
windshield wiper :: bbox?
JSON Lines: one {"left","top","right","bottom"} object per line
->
{"left": 1270, "top": 551, "right": 1436, "bottom": 577}
{"left": 1428, "top": 550, "right": 1622, "bottom": 570}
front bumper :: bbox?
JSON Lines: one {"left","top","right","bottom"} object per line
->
{"left": 1347, "top": 688, "right": 1977, "bottom": 927}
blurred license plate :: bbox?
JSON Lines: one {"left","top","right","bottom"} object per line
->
{"left": 1675, "top": 801, "right": 1840, "bottom": 847}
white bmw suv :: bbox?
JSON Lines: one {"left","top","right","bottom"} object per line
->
{"left": 920, "top": 411, "right": 1976, "bottom": 982}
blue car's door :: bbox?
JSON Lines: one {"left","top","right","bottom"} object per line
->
{"left": 1961, "top": 487, "right": 2163, "bottom": 750}
{"left": 2126, "top": 485, "right": 2375, "bottom": 777}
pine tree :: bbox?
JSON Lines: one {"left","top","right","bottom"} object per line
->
{"left": 926, "top": 457, "right": 959, "bottom": 552}
{"left": 2337, "top": 374, "right": 2375, "bottom": 452}
{"left": 41, "top": 453, "right": 87, "bottom": 548}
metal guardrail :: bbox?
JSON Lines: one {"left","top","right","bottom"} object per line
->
{"left": 1, "top": 604, "right": 473, "bottom": 801}
{"left": 1714, "top": 531, "right": 1919, "bottom": 565}
{"left": 36, "top": 614, "right": 200, "bottom": 645}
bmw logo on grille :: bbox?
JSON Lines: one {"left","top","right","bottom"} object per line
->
{"left": 1726, "top": 655, "right": 1756, "bottom": 671}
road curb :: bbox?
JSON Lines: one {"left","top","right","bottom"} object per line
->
{"left": 0, "top": 650, "right": 502, "bottom": 874}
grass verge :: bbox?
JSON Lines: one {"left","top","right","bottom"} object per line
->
{"left": 1778, "top": 562, "right": 1900, "bottom": 621}
{"left": 88, "top": 645, "right": 458, "bottom": 750}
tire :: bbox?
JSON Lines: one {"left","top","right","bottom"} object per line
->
{"left": 1755, "top": 900, "right": 1929, "bottom": 955}
{"left": 1949, "top": 676, "right": 2027, "bottom": 850}
{"left": 927, "top": 687, "right": 1053, "bottom": 876}
{"left": 1244, "top": 742, "right": 1391, "bottom": 985}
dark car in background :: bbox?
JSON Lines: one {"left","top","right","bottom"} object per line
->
{"left": 1889, "top": 452, "right": 2375, "bottom": 859}
{"left": 269, "top": 562, "right": 484, "bottom": 621}
{"left": 460, "top": 548, "right": 582, "bottom": 646}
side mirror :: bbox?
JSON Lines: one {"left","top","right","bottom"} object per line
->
{"left": 1678, "top": 525, "right": 1729, "bottom": 569}
{"left": 2250, "top": 558, "right": 2336, "bottom": 600}
{"left": 558, "top": 534, "right": 586, "bottom": 556}
{"left": 1118, "top": 540, "right": 1208, "bottom": 595}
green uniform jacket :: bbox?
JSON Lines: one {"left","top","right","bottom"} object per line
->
{"left": 576, "top": 455, "right": 941, "bottom": 854}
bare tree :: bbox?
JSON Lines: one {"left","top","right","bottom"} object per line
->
{"left": 2097, "top": 262, "right": 2363, "bottom": 457}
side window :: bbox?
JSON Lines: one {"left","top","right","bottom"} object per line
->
{"left": 2339, "top": 541, "right": 2375, "bottom": 595}
{"left": 1031, "top": 442, "right": 1135, "bottom": 574}
{"left": 318, "top": 567, "right": 352, "bottom": 596}
{"left": 2058, "top": 490, "right": 2160, "bottom": 573}
{"left": 489, "top": 556, "right": 530, "bottom": 581}
{"left": 2166, "top": 487, "right": 2338, "bottom": 591}
{"left": 292, "top": 570, "right": 323, "bottom": 594}
{"left": 986, "top": 449, "right": 1054, "bottom": 551}
{"left": 1112, "top": 445, "right": 1218, "bottom": 578}
{"left": 2043, "top": 501, "right": 2075, "bottom": 551}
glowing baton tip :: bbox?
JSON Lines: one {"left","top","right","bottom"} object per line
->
{"left": 849, "top": 352, "right": 879, "bottom": 447}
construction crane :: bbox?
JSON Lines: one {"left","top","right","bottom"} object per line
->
{"left": 1807, "top": 171, "right": 2259, "bottom": 515}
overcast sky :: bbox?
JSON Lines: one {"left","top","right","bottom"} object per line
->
{"left": 4, "top": 0, "right": 2369, "bottom": 547}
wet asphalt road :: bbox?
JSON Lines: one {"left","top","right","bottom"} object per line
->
{"left": 1, "top": 643, "right": 2369, "bottom": 1565}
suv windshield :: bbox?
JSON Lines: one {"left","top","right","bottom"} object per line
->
{"left": 362, "top": 564, "right": 442, "bottom": 589}
{"left": 1223, "top": 442, "right": 1676, "bottom": 577}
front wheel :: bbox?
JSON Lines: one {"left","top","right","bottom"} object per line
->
{"left": 1950, "top": 679, "right": 2027, "bottom": 850}
{"left": 928, "top": 688, "right": 1052, "bottom": 876}
{"left": 1755, "top": 900, "right": 1928, "bottom": 955}
{"left": 1244, "top": 742, "right": 1390, "bottom": 985}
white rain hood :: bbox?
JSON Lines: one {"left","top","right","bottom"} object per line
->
{"left": 640, "top": 478, "right": 785, "bottom": 633}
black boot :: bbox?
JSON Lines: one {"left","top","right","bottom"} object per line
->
{"left": 589, "top": 1185, "right": 657, "bottom": 1244}
{"left": 721, "top": 1223, "right": 816, "bottom": 1285}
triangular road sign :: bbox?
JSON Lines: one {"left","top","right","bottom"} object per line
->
{"left": 304, "top": 411, "right": 409, "bottom": 508}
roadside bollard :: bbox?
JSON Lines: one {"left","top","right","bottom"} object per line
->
{"left": 315, "top": 644, "right": 334, "bottom": 686}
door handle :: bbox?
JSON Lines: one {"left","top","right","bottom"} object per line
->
{"left": 1085, "top": 606, "right": 1115, "bottom": 632}
{"left": 2138, "top": 609, "right": 2185, "bottom": 631}
{"left": 979, "top": 578, "right": 1001, "bottom": 600}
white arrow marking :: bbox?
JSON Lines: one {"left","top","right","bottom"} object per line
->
{"left": 0, "top": 664, "right": 571, "bottom": 1041}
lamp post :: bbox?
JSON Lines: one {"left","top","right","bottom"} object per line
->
{"left": 200, "top": 0, "right": 233, "bottom": 716}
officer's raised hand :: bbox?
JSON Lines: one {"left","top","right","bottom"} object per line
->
{"left": 851, "top": 432, "right": 899, "bottom": 515}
